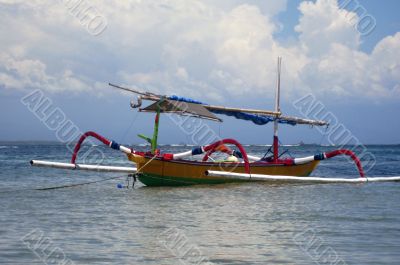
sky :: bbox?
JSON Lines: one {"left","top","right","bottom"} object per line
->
{"left": 0, "top": 0, "right": 399, "bottom": 145}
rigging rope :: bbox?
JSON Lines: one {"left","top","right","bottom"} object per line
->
{"left": 120, "top": 111, "right": 139, "bottom": 144}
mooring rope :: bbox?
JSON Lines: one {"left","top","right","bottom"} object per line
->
{"left": 136, "top": 155, "right": 158, "bottom": 173}
{"left": 35, "top": 175, "right": 123, "bottom": 190}
{"left": 0, "top": 175, "right": 124, "bottom": 194}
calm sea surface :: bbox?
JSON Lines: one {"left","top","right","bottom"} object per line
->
{"left": 1, "top": 143, "right": 400, "bottom": 264}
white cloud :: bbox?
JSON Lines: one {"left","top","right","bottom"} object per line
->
{"left": 295, "top": 0, "right": 360, "bottom": 56}
{"left": 298, "top": 32, "right": 400, "bottom": 100}
{"left": 0, "top": 0, "right": 399, "bottom": 103}
{"left": 299, "top": 44, "right": 369, "bottom": 97}
{"left": 0, "top": 53, "right": 91, "bottom": 92}
{"left": 369, "top": 32, "right": 400, "bottom": 97}
{"left": 213, "top": 5, "right": 276, "bottom": 91}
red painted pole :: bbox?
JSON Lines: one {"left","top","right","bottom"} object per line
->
{"left": 202, "top": 138, "right": 251, "bottom": 174}
{"left": 71, "top": 131, "right": 111, "bottom": 164}
{"left": 325, "top": 149, "right": 365, "bottom": 177}
{"left": 273, "top": 135, "right": 279, "bottom": 162}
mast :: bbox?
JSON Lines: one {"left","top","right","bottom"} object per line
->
{"left": 273, "top": 57, "right": 282, "bottom": 162}
{"left": 151, "top": 105, "right": 161, "bottom": 154}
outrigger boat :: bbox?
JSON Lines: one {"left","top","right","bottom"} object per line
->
{"left": 31, "top": 58, "right": 400, "bottom": 186}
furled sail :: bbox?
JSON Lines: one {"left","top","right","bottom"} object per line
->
{"left": 109, "top": 83, "right": 328, "bottom": 126}
{"left": 168, "top": 95, "right": 328, "bottom": 126}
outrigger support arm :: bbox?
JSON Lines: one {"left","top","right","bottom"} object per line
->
{"left": 202, "top": 138, "right": 251, "bottom": 174}
{"left": 71, "top": 131, "right": 133, "bottom": 164}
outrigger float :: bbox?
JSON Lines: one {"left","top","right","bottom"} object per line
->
{"left": 31, "top": 58, "right": 400, "bottom": 186}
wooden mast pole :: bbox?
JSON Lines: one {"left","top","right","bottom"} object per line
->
{"left": 273, "top": 57, "right": 282, "bottom": 162}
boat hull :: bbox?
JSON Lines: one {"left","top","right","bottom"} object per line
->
{"left": 127, "top": 154, "right": 320, "bottom": 186}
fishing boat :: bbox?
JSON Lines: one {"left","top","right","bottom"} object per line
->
{"left": 32, "top": 58, "right": 400, "bottom": 186}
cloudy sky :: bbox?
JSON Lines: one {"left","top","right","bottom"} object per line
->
{"left": 0, "top": 0, "right": 399, "bottom": 145}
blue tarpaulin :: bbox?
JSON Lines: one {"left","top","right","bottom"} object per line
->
{"left": 168, "top": 95, "right": 296, "bottom": 126}
{"left": 169, "top": 95, "right": 204, "bottom": 105}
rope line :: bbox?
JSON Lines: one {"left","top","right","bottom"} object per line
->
{"left": 120, "top": 111, "right": 139, "bottom": 144}
{"left": 35, "top": 176, "right": 123, "bottom": 190}
{"left": 0, "top": 176, "right": 124, "bottom": 193}
{"left": 136, "top": 155, "right": 158, "bottom": 173}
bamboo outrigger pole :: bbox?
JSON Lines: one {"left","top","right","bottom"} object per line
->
{"left": 30, "top": 160, "right": 137, "bottom": 173}
{"left": 206, "top": 170, "right": 400, "bottom": 183}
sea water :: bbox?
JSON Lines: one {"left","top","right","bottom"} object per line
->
{"left": 1, "top": 143, "right": 400, "bottom": 264}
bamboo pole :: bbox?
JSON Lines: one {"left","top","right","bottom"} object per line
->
{"left": 30, "top": 160, "right": 137, "bottom": 174}
{"left": 206, "top": 170, "right": 400, "bottom": 183}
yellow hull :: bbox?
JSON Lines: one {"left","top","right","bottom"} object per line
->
{"left": 127, "top": 154, "right": 320, "bottom": 186}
